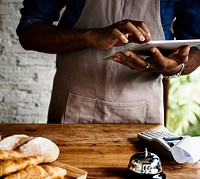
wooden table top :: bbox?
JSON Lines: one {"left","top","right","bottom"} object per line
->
{"left": 0, "top": 123, "right": 199, "bottom": 178}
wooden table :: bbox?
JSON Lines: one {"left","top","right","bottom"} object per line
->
{"left": 0, "top": 124, "right": 199, "bottom": 178}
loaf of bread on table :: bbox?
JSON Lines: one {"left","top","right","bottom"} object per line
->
{"left": 0, "top": 135, "right": 60, "bottom": 163}
{"left": 0, "top": 135, "right": 33, "bottom": 150}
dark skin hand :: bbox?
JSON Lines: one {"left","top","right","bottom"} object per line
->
{"left": 18, "top": 19, "right": 199, "bottom": 76}
{"left": 87, "top": 19, "right": 152, "bottom": 50}
{"left": 112, "top": 46, "right": 191, "bottom": 76}
{"left": 19, "top": 20, "right": 151, "bottom": 53}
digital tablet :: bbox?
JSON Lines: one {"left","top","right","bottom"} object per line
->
{"left": 103, "top": 39, "right": 200, "bottom": 60}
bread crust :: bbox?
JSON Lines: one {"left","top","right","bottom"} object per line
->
{"left": 0, "top": 155, "right": 44, "bottom": 177}
{"left": 0, "top": 135, "right": 65, "bottom": 179}
{"left": 0, "top": 150, "right": 27, "bottom": 160}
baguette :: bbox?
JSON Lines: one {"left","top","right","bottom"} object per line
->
{"left": 0, "top": 150, "right": 27, "bottom": 160}
{"left": 0, "top": 155, "right": 44, "bottom": 177}
{"left": 3, "top": 164, "right": 67, "bottom": 179}
{"left": 41, "top": 164, "right": 67, "bottom": 179}
{"left": 3, "top": 165, "right": 50, "bottom": 179}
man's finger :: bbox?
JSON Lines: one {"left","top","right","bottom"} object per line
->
{"left": 178, "top": 46, "right": 190, "bottom": 63}
{"left": 150, "top": 47, "right": 166, "bottom": 68}
{"left": 137, "top": 21, "right": 151, "bottom": 37}
{"left": 111, "top": 28, "right": 129, "bottom": 44}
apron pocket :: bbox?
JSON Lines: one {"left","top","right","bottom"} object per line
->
{"left": 63, "top": 93, "right": 147, "bottom": 123}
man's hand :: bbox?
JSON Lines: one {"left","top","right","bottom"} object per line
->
{"left": 19, "top": 20, "right": 151, "bottom": 54}
{"left": 87, "top": 19, "right": 152, "bottom": 50}
{"left": 112, "top": 46, "right": 191, "bottom": 76}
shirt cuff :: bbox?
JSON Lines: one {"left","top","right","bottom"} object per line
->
{"left": 16, "top": 18, "right": 51, "bottom": 36}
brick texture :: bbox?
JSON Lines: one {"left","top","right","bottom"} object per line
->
{"left": 0, "top": 1, "right": 56, "bottom": 123}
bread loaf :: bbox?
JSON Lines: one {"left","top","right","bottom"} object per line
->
{"left": 0, "top": 135, "right": 60, "bottom": 163}
{"left": 19, "top": 137, "right": 60, "bottom": 163}
{"left": 0, "top": 135, "right": 29, "bottom": 150}
{"left": 0, "top": 135, "right": 65, "bottom": 178}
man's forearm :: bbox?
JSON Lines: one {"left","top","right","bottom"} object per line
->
{"left": 182, "top": 47, "right": 200, "bottom": 75}
{"left": 18, "top": 20, "right": 152, "bottom": 55}
{"left": 18, "top": 23, "right": 92, "bottom": 54}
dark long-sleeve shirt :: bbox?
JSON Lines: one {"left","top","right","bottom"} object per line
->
{"left": 17, "top": 0, "right": 200, "bottom": 41}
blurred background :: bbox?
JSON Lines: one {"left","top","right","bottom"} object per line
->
{"left": 0, "top": 1, "right": 200, "bottom": 135}
{"left": 167, "top": 69, "right": 200, "bottom": 136}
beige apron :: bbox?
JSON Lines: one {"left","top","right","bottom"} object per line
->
{"left": 48, "top": 0, "right": 165, "bottom": 124}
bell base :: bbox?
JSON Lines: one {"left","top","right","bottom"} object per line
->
{"left": 126, "top": 171, "right": 166, "bottom": 179}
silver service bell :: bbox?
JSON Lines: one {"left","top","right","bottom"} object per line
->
{"left": 127, "top": 148, "right": 166, "bottom": 179}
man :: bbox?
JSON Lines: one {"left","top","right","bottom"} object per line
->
{"left": 16, "top": 0, "right": 200, "bottom": 124}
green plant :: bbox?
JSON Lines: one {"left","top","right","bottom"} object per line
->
{"left": 167, "top": 68, "right": 200, "bottom": 136}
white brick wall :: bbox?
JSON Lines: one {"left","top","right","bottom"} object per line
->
{"left": 0, "top": 0, "right": 56, "bottom": 123}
